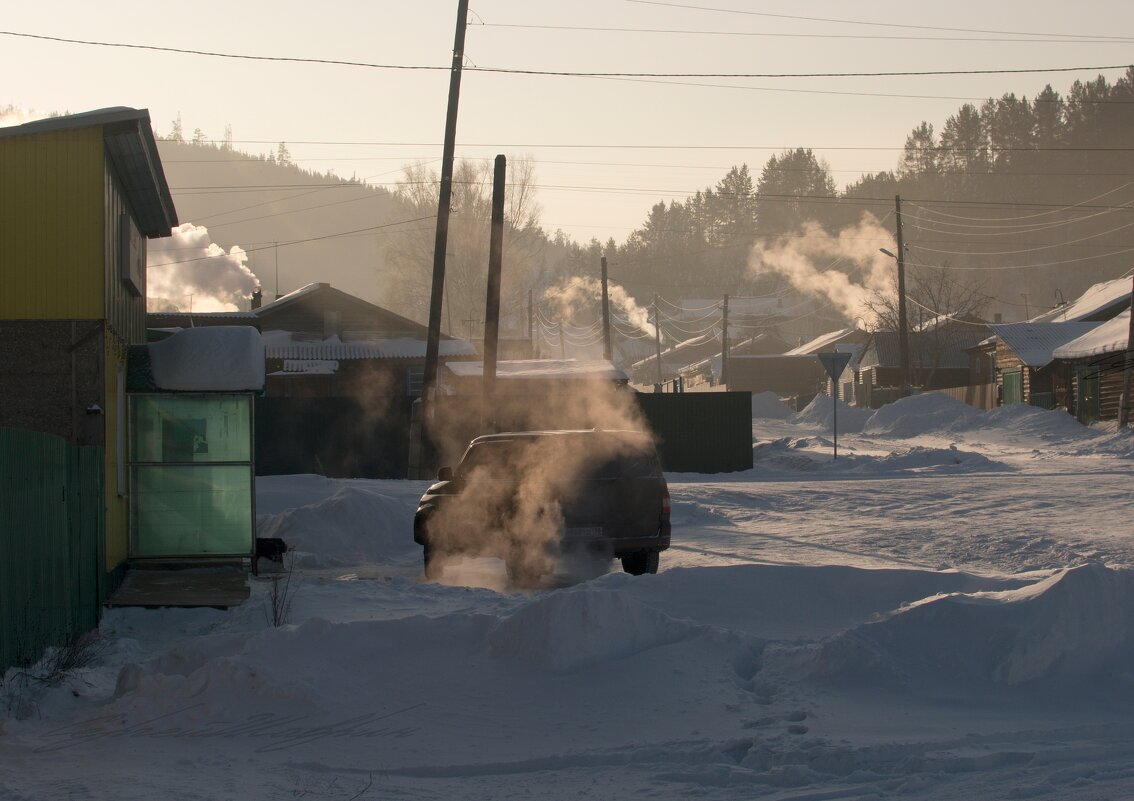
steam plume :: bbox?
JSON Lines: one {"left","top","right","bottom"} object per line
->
{"left": 544, "top": 277, "right": 653, "bottom": 337}
{"left": 749, "top": 214, "right": 897, "bottom": 325}
{"left": 147, "top": 223, "right": 259, "bottom": 312}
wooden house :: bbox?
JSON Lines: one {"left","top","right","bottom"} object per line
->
{"left": 1053, "top": 310, "right": 1132, "bottom": 424}
{"left": 982, "top": 322, "right": 1102, "bottom": 409}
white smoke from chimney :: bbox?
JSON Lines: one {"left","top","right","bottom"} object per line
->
{"left": 544, "top": 276, "right": 653, "bottom": 337}
{"left": 748, "top": 214, "right": 897, "bottom": 326}
{"left": 147, "top": 223, "right": 260, "bottom": 312}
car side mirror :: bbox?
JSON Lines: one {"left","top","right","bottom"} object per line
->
{"left": 437, "top": 466, "right": 453, "bottom": 481}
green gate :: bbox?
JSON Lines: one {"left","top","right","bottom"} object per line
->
{"left": 1002, "top": 368, "right": 1023, "bottom": 405}
{"left": 1076, "top": 366, "right": 1101, "bottom": 424}
{"left": 0, "top": 428, "right": 103, "bottom": 673}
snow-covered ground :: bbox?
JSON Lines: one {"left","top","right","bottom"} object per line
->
{"left": 3, "top": 393, "right": 1134, "bottom": 800}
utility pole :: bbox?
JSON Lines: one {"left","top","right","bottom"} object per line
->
{"left": 653, "top": 294, "right": 663, "bottom": 386}
{"left": 1121, "top": 273, "right": 1134, "bottom": 427}
{"left": 894, "top": 195, "right": 912, "bottom": 396}
{"left": 600, "top": 255, "right": 612, "bottom": 363}
{"left": 421, "top": 0, "right": 470, "bottom": 417}
{"left": 558, "top": 320, "right": 566, "bottom": 359}
{"left": 720, "top": 293, "right": 730, "bottom": 387}
{"left": 527, "top": 289, "right": 534, "bottom": 356}
{"left": 482, "top": 155, "right": 506, "bottom": 421}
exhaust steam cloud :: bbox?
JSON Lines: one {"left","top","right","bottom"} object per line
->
{"left": 749, "top": 214, "right": 897, "bottom": 326}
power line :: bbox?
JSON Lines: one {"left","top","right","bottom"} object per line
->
{"left": 622, "top": 0, "right": 1134, "bottom": 42}
{"left": 0, "top": 30, "right": 1128, "bottom": 79}
{"left": 479, "top": 21, "right": 1134, "bottom": 45}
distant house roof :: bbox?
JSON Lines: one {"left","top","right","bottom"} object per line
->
{"left": 860, "top": 327, "right": 991, "bottom": 370}
{"left": 783, "top": 327, "right": 864, "bottom": 356}
{"left": 261, "top": 330, "right": 476, "bottom": 360}
{"left": 1053, "top": 310, "right": 1130, "bottom": 360}
{"left": 446, "top": 359, "right": 628, "bottom": 382}
{"left": 1029, "top": 278, "right": 1132, "bottom": 323}
{"left": 990, "top": 321, "right": 1103, "bottom": 367}
{"left": 0, "top": 107, "right": 177, "bottom": 237}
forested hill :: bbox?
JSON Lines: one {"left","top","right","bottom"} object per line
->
{"left": 609, "top": 69, "right": 1134, "bottom": 322}
{"left": 156, "top": 138, "right": 407, "bottom": 308}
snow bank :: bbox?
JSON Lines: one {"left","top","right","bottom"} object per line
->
{"left": 257, "top": 485, "right": 418, "bottom": 567}
{"left": 863, "top": 393, "right": 980, "bottom": 437}
{"left": 489, "top": 587, "right": 697, "bottom": 672}
{"left": 751, "top": 391, "right": 793, "bottom": 420}
{"left": 974, "top": 403, "right": 1097, "bottom": 442}
{"left": 771, "top": 563, "right": 1134, "bottom": 687}
{"left": 792, "top": 394, "right": 872, "bottom": 433}
{"left": 751, "top": 437, "right": 1006, "bottom": 474}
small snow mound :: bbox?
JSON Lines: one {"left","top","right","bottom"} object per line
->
{"left": 967, "top": 404, "right": 1096, "bottom": 441}
{"left": 852, "top": 445, "right": 1007, "bottom": 474}
{"left": 792, "top": 394, "right": 872, "bottom": 433}
{"left": 752, "top": 438, "right": 822, "bottom": 472}
{"left": 257, "top": 486, "right": 417, "bottom": 567}
{"left": 751, "top": 391, "right": 793, "bottom": 420}
{"left": 863, "top": 393, "right": 979, "bottom": 438}
{"left": 489, "top": 587, "right": 695, "bottom": 672}
{"left": 777, "top": 563, "right": 1134, "bottom": 687}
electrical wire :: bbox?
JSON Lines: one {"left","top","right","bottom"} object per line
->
{"left": 2, "top": 30, "right": 1127, "bottom": 79}
{"left": 622, "top": 0, "right": 1134, "bottom": 42}
{"left": 907, "top": 182, "right": 1134, "bottom": 222}
{"left": 478, "top": 21, "right": 1134, "bottom": 45}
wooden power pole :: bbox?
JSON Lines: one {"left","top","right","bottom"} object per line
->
{"left": 720, "top": 293, "right": 730, "bottom": 387}
{"left": 421, "top": 0, "right": 470, "bottom": 414}
{"left": 600, "top": 255, "right": 612, "bottom": 363}
{"left": 1121, "top": 273, "right": 1134, "bottom": 427}
{"left": 482, "top": 155, "right": 506, "bottom": 420}
{"left": 894, "top": 195, "right": 912, "bottom": 396}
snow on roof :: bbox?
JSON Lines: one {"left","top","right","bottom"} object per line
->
{"left": 783, "top": 328, "right": 858, "bottom": 356}
{"left": 1030, "top": 278, "right": 1132, "bottom": 323}
{"left": 989, "top": 321, "right": 1103, "bottom": 367}
{"left": 446, "top": 359, "right": 629, "bottom": 381}
{"left": 261, "top": 330, "right": 476, "bottom": 360}
{"left": 1053, "top": 310, "right": 1130, "bottom": 359}
{"left": 146, "top": 326, "right": 265, "bottom": 391}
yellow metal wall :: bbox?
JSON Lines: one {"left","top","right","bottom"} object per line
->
{"left": 0, "top": 128, "right": 105, "bottom": 319}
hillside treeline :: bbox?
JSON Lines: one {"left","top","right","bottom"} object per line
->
{"left": 610, "top": 69, "right": 1134, "bottom": 320}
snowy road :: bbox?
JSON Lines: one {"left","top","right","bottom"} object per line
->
{"left": 3, "top": 394, "right": 1133, "bottom": 800}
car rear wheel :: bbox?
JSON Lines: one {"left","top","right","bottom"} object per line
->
{"left": 620, "top": 550, "right": 659, "bottom": 576}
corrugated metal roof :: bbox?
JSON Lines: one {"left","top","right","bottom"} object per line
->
{"left": 859, "top": 328, "right": 991, "bottom": 370}
{"left": 783, "top": 327, "right": 860, "bottom": 356}
{"left": 264, "top": 336, "right": 476, "bottom": 360}
{"left": 447, "top": 359, "right": 628, "bottom": 381}
{"left": 1053, "top": 310, "right": 1131, "bottom": 359}
{"left": 1, "top": 107, "right": 178, "bottom": 237}
{"left": 990, "top": 321, "right": 1103, "bottom": 367}
{"left": 1029, "top": 278, "right": 1131, "bottom": 323}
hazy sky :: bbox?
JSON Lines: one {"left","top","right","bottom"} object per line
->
{"left": 3, "top": 1, "right": 1133, "bottom": 244}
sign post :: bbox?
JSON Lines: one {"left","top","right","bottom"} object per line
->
{"left": 817, "top": 352, "right": 854, "bottom": 460}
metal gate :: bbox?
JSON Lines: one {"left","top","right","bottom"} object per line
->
{"left": 0, "top": 428, "right": 102, "bottom": 673}
{"left": 1002, "top": 369, "right": 1023, "bottom": 405}
{"left": 1076, "top": 366, "right": 1101, "bottom": 424}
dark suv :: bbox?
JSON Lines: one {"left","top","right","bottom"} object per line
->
{"left": 414, "top": 429, "right": 671, "bottom": 582}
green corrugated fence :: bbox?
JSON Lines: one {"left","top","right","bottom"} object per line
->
{"left": 1, "top": 427, "right": 103, "bottom": 674}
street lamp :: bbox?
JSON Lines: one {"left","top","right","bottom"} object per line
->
{"left": 879, "top": 247, "right": 912, "bottom": 396}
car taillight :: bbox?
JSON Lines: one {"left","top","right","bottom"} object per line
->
{"left": 661, "top": 488, "right": 671, "bottom": 520}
